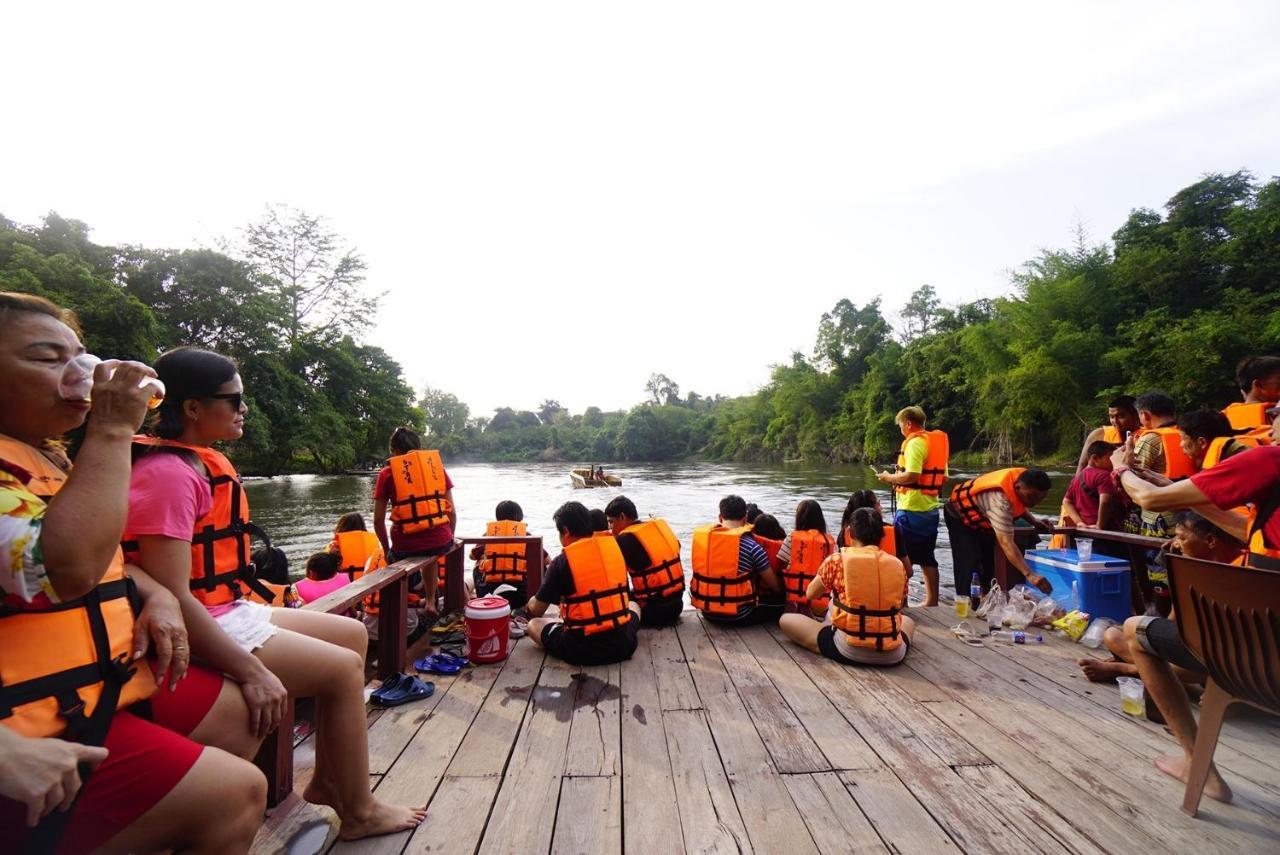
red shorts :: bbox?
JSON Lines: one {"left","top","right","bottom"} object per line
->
{"left": 0, "top": 664, "right": 224, "bottom": 853}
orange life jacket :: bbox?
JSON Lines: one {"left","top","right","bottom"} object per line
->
{"left": 560, "top": 537, "right": 633, "bottom": 636}
{"left": 388, "top": 449, "right": 452, "bottom": 534}
{"left": 0, "top": 437, "right": 155, "bottom": 739}
{"left": 689, "top": 525, "right": 757, "bottom": 616}
{"left": 1136, "top": 426, "right": 1196, "bottom": 479}
{"left": 620, "top": 519, "right": 685, "bottom": 602}
{"left": 753, "top": 534, "right": 783, "bottom": 570}
{"left": 479, "top": 520, "right": 529, "bottom": 585}
{"left": 1246, "top": 488, "right": 1280, "bottom": 570}
{"left": 829, "top": 545, "right": 906, "bottom": 651}
{"left": 1202, "top": 436, "right": 1262, "bottom": 470}
{"left": 839, "top": 523, "right": 895, "bottom": 555}
{"left": 1100, "top": 425, "right": 1123, "bottom": 444}
{"left": 894, "top": 428, "right": 949, "bottom": 497}
{"left": 947, "top": 468, "right": 1027, "bottom": 532}
{"left": 1223, "top": 401, "right": 1274, "bottom": 432}
{"left": 781, "top": 530, "right": 835, "bottom": 611}
{"left": 123, "top": 438, "right": 276, "bottom": 606}
{"left": 337, "top": 530, "right": 385, "bottom": 578}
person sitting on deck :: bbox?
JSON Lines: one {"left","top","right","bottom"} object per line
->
{"left": 469, "top": 500, "right": 547, "bottom": 609}
{"left": 839, "top": 490, "right": 913, "bottom": 600}
{"left": 748, "top": 513, "right": 787, "bottom": 570}
{"left": 943, "top": 468, "right": 1055, "bottom": 597}
{"left": 1060, "top": 441, "right": 1121, "bottom": 530}
{"left": 1223, "top": 355, "right": 1280, "bottom": 435}
{"left": 1104, "top": 412, "right": 1280, "bottom": 803}
{"left": 524, "top": 502, "right": 640, "bottom": 665}
{"left": 1076, "top": 511, "right": 1243, "bottom": 683}
{"left": 779, "top": 508, "right": 915, "bottom": 667}
{"left": 689, "top": 495, "right": 786, "bottom": 626}
{"left": 296, "top": 552, "right": 352, "bottom": 605}
{"left": 776, "top": 500, "right": 836, "bottom": 616}
{"left": 373, "top": 426, "right": 456, "bottom": 620}
{"left": 589, "top": 508, "right": 610, "bottom": 533}
{"left": 1177, "top": 409, "right": 1260, "bottom": 472}
{"left": 876, "top": 405, "right": 949, "bottom": 606}
{"left": 604, "top": 496, "right": 685, "bottom": 627}
{"left": 744, "top": 502, "right": 764, "bottom": 524}
{"left": 1074, "top": 395, "right": 1141, "bottom": 473}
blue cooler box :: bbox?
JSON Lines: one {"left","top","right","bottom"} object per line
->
{"left": 1024, "top": 549, "right": 1131, "bottom": 622}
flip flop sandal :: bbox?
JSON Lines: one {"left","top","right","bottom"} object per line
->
{"left": 371, "top": 674, "right": 435, "bottom": 707}
{"left": 414, "top": 653, "right": 468, "bottom": 675}
{"left": 950, "top": 621, "right": 986, "bottom": 647}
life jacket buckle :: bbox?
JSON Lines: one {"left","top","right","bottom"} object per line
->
{"left": 107, "top": 654, "right": 137, "bottom": 685}
{"left": 56, "top": 695, "right": 87, "bottom": 724}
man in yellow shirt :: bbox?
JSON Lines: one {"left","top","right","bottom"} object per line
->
{"left": 876, "top": 406, "right": 947, "bottom": 606}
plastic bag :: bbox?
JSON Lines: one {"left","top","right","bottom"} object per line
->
{"left": 1051, "top": 609, "right": 1091, "bottom": 641}
{"left": 1080, "top": 617, "right": 1117, "bottom": 649}
{"left": 975, "top": 582, "right": 1007, "bottom": 619}
{"left": 1031, "top": 595, "right": 1064, "bottom": 627}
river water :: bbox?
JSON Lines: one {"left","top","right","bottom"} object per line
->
{"left": 244, "top": 462, "right": 1070, "bottom": 603}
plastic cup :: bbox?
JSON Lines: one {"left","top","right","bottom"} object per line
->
{"left": 954, "top": 598, "right": 970, "bottom": 619}
{"left": 1117, "top": 676, "right": 1145, "bottom": 716}
{"left": 60, "top": 354, "right": 164, "bottom": 409}
{"left": 1076, "top": 538, "right": 1093, "bottom": 561}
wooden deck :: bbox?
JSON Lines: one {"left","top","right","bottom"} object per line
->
{"left": 252, "top": 606, "right": 1280, "bottom": 854}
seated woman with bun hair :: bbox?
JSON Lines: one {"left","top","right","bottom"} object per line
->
{"left": 123, "top": 345, "right": 426, "bottom": 841}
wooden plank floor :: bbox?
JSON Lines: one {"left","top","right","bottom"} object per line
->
{"left": 252, "top": 608, "right": 1280, "bottom": 854}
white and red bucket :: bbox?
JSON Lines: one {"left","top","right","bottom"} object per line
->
{"left": 464, "top": 596, "right": 512, "bottom": 664}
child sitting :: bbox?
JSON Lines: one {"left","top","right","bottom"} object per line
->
{"left": 470, "top": 500, "right": 548, "bottom": 609}
{"left": 296, "top": 551, "right": 352, "bottom": 604}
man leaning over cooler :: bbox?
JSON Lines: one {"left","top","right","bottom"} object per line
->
{"left": 944, "top": 467, "right": 1055, "bottom": 596}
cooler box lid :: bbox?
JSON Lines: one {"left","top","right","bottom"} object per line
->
{"left": 1026, "top": 548, "right": 1129, "bottom": 572}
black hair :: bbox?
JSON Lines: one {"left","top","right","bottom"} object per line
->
{"left": 305, "top": 551, "right": 340, "bottom": 581}
{"left": 152, "top": 347, "right": 239, "bottom": 440}
{"left": 719, "top": 494, "right": 748, "bottom": 521}
{"left": 1016, "top": 469, "right": 1052, "bottom": 492}
{"left": 840, "top": 489, "right": 879, "bottom": 533}
{"left": 589, "top": 508, "right": 610, "bottom": 532}
{"left": 1177, "top": 409, "right": 1234, "bottom": 443}
{"left": 744, "top": 503, "right": 762, "bottom": 523}
{"left": 553, "top": 501, "right": 594, "bottom": 538}
{"left": 390, "top": 425, "right": 421, "bottom": 456}
{"left": 335, "top": 512, "right": 366, "bottom": 533}
{"left": 751, "top": 513, "right": 787, "bottom": 541}
{"left": 848, "top": 507, "right": 884, "bottom": 546}
{"left": 251, "top": 546, "right": 290, "bottom": 585}
{"left": 604, "top": 496, "right": 638, "bottom": 521}
{"left": 495, "top": 500, "right": 524, "bottom": 521}
{"left": 1085, "top": 440, "right": 1117, "bottom": 459}
{"left": 793, "top": 499, "right": 828, "bottom": 535}
{"left": 1173, "top": 510, "right": 1242, "bottom": 546}
{"left": 1236, "top": 356, "right": 1280, "bottom": 394}
{"left": 1134, "top": 391, "right": 1176, "bottom": 419}
{"left": 1107, "top": 395, "right": 1138, "bottom": 416}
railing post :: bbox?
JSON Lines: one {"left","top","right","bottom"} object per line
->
{"left": 444, "top": 545, "right": 466, "bottom": 614}
{"left": 524, "top": 540, "right": 542, "bottom": 603}
{"left": 377, "top": 573, "right": 407, "bottom": 679}
{"left": 256, "top": 698, "right": 295, "bottom": 807}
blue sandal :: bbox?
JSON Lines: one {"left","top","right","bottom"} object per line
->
{"left": 370, "top": 673, "right": 435, "bottom": 707}
{"left": 414, "top": 653, "right": 469, "bottom": 675}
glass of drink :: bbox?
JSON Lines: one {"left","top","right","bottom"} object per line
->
{"left": 954, "top": 597, "right": 970, "bottom": 619}
{"left": 1077, "top": 538, "right": 1094, "bottom": 561}
{"left": 60, "top": 354, "right": 165, "bottom": 410}
{"left": 1117, "top": 677, "right": 1145, "bottom": 716}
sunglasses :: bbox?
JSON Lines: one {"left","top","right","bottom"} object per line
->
{"left": 207, "top": 392, "right": 244, "bottom": 410}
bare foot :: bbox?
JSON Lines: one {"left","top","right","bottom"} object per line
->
{"left": 338, "top": 801, "right": 428, "bottom": 841}
{"left": 1076, "top": 657, "right": 1137, "bottom": 682}
{"left": 1154, "top": 754, "right": 1233, "bottom": 804}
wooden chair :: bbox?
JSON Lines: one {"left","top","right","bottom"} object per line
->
{"left": 1165, "top": 553, "right": 1280, "bottom": 816}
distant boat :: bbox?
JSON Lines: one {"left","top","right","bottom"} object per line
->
{"left": 570, "top": 467, "right": 622, "bottom": 489}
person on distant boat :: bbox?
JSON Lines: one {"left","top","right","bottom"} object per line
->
{"left": 1074, "top": 395, "right": 1141, "bottom": 473}
{"left": 373, "top": 426, "right": 456, "bottom": 619}
{"left": 779, "top": 508, "right": 915, "bottom": 667}
{"left": 595, "top": 465, "right": 606, "bottom": 482}
{"left": 125, "top": 347, "right": 427, "bottom": 840}
{"left": 775, "top": 500, "right": 836, "bottom": 616}
{"left": 1060, "top": 441, "right": 1121, "bottom": 530}
{"left": 0, "top": 293, "right": 266, "bottom": 853}
{"left": 296, "top": 552, "right": 351, "bottom": 605}
{"left": 944, "top": 467, "right": 1055, "bottom": 596}
{"left": 875, "top": 406, "right": 948, "bottom": 606}
{"left": 689, "top": 495, "right": 786, "bottom": 625}
{"left": 1223, "top": 355, "right": 1280, "bottom": 436}
{"left": 605, "top": 496, "right": 685, "bottom": 627}
{"left": 524, "top": 502, "right": 640, "bottom": 665}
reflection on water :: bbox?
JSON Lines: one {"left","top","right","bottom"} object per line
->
{"left": 244, "top": 462, "right": 1069, "bottom": 602}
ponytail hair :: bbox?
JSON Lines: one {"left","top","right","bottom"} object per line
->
{"left": 848, "top": 507, "right": 884, "bottom": 547}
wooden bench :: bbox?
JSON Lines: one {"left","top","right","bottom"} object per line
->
{"left": 255, "top": 557, "right": 426, "bottom": 807}
{"left": 440, "top": 536, "right": 545, "bottom": 614}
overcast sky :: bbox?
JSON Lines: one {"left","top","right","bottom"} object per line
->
{"left": 5, "top": 1, "right": 1279, "bottom": 418}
